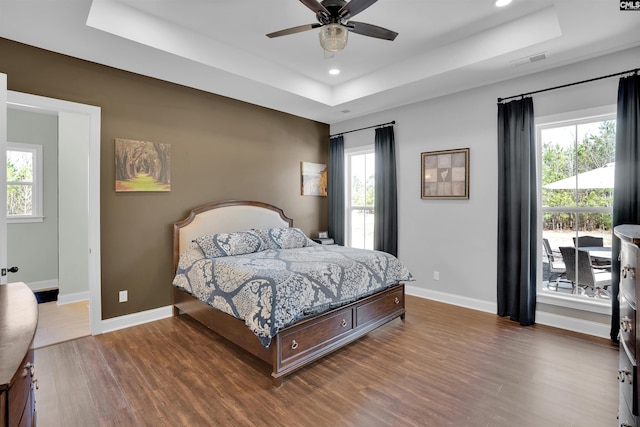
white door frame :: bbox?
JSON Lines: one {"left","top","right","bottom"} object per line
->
{"left": 7, "top": 91, "right": 102, "bottom": 335}
{"left": 0, "top": 75, "right": 6, "bottom": 285}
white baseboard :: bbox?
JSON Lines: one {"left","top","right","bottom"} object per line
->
{"left": 94, "top": 287, "right": 610, "bottom": 339}
{"left": 99, "top": 305, "right": 173, "bottom": 334}
{"left": 535, "top": 311, "right": 611, "bottom": 339}
{"left": 405, "top": 284, "right": 497, "bottom": 313}
{"left": 57, "top": 291, "right": 89, "bottom": 305}
{"left": 27, "top": 279, "right": 58, "bottom": 292}
{"left": 405, "top": 284, "right": 611, "bottom": 339}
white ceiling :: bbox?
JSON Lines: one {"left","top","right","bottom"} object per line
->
{"left": 1, "top": 0, "right": 639, "bottom": 124}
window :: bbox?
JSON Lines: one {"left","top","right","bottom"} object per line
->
{"left": 346, "top": 148, "right": 375, "bottom": 249}
{"left": 538, "top": 108, "right": 615, "bottom": 312}
{"left": 6, "top": 142, "right": 43, "bottom": 223}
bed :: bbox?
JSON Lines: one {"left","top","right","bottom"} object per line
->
{"left": 172, "top": 200, "right": 412, "bottom": 385}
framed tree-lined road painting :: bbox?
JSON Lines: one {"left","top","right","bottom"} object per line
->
{"left": 421, "top": 148, "right": 469, "bottom": 199}
{"left": 115, "top": 138, "right": 171, "bottom": 192}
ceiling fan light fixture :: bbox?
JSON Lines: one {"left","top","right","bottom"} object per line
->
{"left": 319, "top": 24, "right": 348, "bottom": 52}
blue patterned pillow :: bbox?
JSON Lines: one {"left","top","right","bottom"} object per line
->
{"left": 194, "top": 230, "right": 266, "bottom": 258}
{"left": 262, "top": 227, "right": 313, "bottom": 249}
{"left": 251, "top": 229, "right": 275, "bottom": 249}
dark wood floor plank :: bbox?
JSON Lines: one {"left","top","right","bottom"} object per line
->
{"left": 34, "top": 296, "right": 618, "bottom": 427}
{"left": 35, "top": 339, "right": 137, "bottom": 427}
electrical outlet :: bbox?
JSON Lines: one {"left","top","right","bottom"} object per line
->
{"left": 433, "top": 271, "right": 440, "bottom": 280}
{"left": 119, "top": 290, "right": 128, "bottom": 303}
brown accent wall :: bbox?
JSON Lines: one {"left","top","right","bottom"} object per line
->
{"left": 0, "top": 38, "right": 329, "bottom": 319}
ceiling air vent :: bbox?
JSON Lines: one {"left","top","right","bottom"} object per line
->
{"left": 510, "top": 52, "right": 547, "bottom": 67}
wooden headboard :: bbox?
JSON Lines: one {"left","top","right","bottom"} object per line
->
{"left": 172, "top": 200, "right": 293, "bottom": 270}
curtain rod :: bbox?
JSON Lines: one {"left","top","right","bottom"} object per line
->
{"left": 330, "top": 120, "right": 395, "bottom": 138}
{"left": 497, "top": 67, "right": 639, "bottom": 103}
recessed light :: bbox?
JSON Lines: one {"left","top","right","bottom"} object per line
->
{"left": 495, "top": 0, "right": 512, "bottom": 6}
{"left": 329, "top": 68, "right": 340, "bottom": 75}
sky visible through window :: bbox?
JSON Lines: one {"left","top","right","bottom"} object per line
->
{"left": 540, "top": 121, "right": 603, "bottom": 149}
{"left": 349, "top": 151, "right": 375, "bottom": 249}
{"left": 350, "top": 152, "right": 374, "bottom": 206}
{"left": 7, "top": 150, "right": 33, "bottom": 182}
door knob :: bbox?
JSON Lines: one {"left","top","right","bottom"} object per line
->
{"left": 7, "top": 266, "right": 18, "bottom": 273}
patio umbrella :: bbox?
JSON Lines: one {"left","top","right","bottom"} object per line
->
{"left": 543, "top": 162, "right": 615, "bottom": 190}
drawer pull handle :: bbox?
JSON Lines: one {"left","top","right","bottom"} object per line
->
{"left": 621, "top": 316, "right": 633, "bottom": 333}
{"left": 341, "top": 319, "right": 347, "bottom": 327}
{"left": 394, "top": 297, "right": 400, "bottom": 305}
{"left": 618, "top": 368, "right": 633, "bottom": 383}
{"left": 22, "top": 362, "right": 34, "bottom": 378}
{"left": 622, "top": 265, "right": 635, "bottom": 279}
{"left": 291, "top": 340, "right": 299, "bottom": 350}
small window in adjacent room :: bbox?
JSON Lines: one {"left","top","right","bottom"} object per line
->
{"left": 346, "top": 147, "right": 375, "bottom": 249}
{"left": 537, "top": 106, "right": 615, "bottom": 313}
{"left": 6, "top": 142, "right": 43, "bottom": 223}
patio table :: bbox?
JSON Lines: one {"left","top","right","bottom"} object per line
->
{"left": 579, "top": 246, "right": 612, "bottom": 264}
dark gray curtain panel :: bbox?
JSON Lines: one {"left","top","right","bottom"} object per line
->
{"left": 374, "top": 126, "right": 398, "bottom": 256}
{"left": 328, "top": 135, "right": 345, "bottom": 246}
{"left": 612, "top": 72, "right": 640, "bottom": 342}
{"left": 497, "top": 97, "right": 537, "bottom": 326}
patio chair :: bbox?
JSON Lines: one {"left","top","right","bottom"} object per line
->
{"left": 558, "top": 246, "right": 611, "bottom": 299}
{"left": 572, "top": 235, "right": 611, "bottom": 269}
{"left": 542, "top": 238, "right": 568, "bottom": 289}
{"left": 573, "top": 235, "right": 603, "bottom": 247}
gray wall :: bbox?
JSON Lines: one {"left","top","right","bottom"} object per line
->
{"left": 331, "top": 46, "right": 640, "bottom": 336}
{"left": 6, "top": 108, "right": 58, "bottom": 290}
{"left": 58, "top": 112, "right": 89, "bottom": 297}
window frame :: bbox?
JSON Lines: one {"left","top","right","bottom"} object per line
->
{"left": 536, "top": 105, "right": 616, "bottom": 314}
{"left": 6, "top": 141, "right": 44, "bottom": 223}
{"left": 345, "top": 145, "right": 375, "bottom": 249}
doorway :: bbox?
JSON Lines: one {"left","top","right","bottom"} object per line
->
{"left": 6, "top": 91, "right": 102, "bottom": 335}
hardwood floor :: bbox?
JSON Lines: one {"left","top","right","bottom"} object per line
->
{"left": 34, "top": 300, "right": 90, "bottom": 349}
{"left": 34, "top": 296, "right": 619, "bottom": 427}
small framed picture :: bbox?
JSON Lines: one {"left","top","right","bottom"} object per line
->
{"left": 421, "top": 148, "right": 469, "bottom": 199}
{"left": 301, "top": 162, "right": 327, "bottom": 196}
{"left": 318, "top": 231, "right": 329, "bottom": 239}
{"left": 115, "top": 138, "right": 171, "bottom": 192}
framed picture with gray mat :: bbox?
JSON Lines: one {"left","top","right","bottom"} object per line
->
{"left": 421, "top": 148, "right": 469, "bottom": 199}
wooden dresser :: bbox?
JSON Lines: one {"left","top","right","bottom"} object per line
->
{"left": 0, "top": 282, "right": 38, "bottom": 427}
{"left": 615, "top": 225, "right": 640, "bottom": 427}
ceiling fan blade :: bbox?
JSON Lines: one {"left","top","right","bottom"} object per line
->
{"left": 347, "top": 21, "right": 398, "bottom": 41}
{"left": 339, "top": 0, "right": 378, "bottom": 19}
{"left": 267, "top": 23, "right": 321, "bottom": 38}
{"left": 299, "top": 0, "right": 330, "bottom": 17}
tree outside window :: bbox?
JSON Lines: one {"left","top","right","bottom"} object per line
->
{"left": 542, "top": 120, "right": 615, "bottom": 232}
{"left": 540, "top": 116, "right": 615, "bottom": 302}
{"left": 6, "top": 142, "right": 42, "bottom": 221}
{"left": 7, "top": 149, "right": 34, "bottom": 215}
{"left": 347, "top": 150, "right": 375, "bottom": 249}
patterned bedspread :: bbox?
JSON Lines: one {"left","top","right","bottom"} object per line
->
{"left": 173, "top": 244, "right": 413, "bottom": 347}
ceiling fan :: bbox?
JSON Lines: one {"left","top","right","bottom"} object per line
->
{"left": 266, "top": 0, "right": 398, "bottom": 53}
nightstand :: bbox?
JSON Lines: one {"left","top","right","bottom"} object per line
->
{"left": 312, "top": 238, "right": 335, "bottom": 245}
